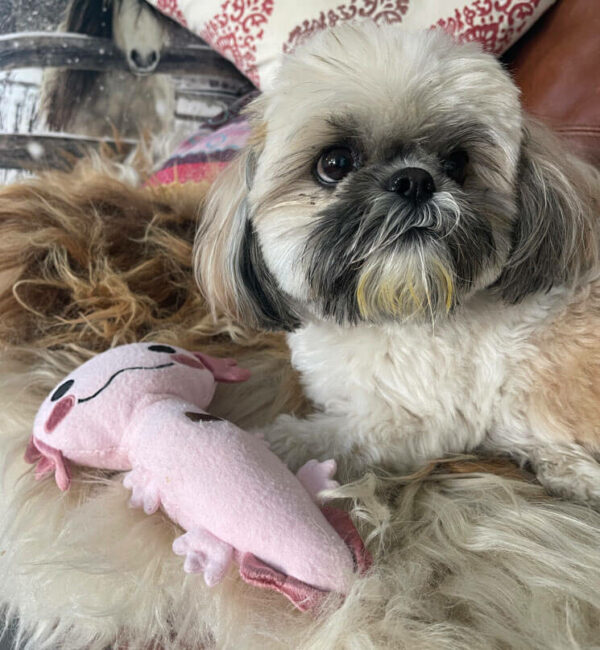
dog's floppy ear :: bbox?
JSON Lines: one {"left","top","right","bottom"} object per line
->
{"left": 498, "top": 119, "right": 599, "bottom": 303}
{"left": 194, "top": 109, "right": 300, "bottom": 332}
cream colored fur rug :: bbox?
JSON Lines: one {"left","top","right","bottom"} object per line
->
{"left": 0, "top": 162, "right": 599, "bottom": 649}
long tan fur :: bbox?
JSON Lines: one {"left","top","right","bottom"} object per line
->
{"left": 0, "top": 161, "right": 307, "bottom": 427}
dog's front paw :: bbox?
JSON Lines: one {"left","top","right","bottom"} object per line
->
{"left": 531, "top": 444, "right": 600, "bottom": 506}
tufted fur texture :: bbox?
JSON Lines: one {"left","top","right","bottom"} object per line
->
{"left": 0, "top": 160, "right": 599, "bottom": 648}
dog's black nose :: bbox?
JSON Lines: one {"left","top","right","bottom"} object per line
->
{"left": 386, "top": 168, "right": 435, "bottom": 204}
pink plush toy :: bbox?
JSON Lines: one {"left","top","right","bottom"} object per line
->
{"left": 25, "top": 343, "right": 369, "bottom": 610}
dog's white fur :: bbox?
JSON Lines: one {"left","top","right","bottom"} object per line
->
{"left": 272, "top": 283, "right": 600, "bottom": 497}
{"left": 196, "top": 25, "right": 600, "bottom": 505}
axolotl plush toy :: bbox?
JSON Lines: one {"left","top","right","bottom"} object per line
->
{"left": 25, "top": 343, "right": 370, "bottom": 611}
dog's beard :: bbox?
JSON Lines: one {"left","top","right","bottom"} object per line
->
{"left": 303, "top": 174, "right": 507, "bottom": 324}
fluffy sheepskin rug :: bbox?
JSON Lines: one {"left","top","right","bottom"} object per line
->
{"left": 0, "top": 162, "right": 599, "bottom": 650}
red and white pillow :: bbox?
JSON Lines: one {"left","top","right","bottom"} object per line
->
{"left": 150, "top": 0, "right": 556, "bottom": 89}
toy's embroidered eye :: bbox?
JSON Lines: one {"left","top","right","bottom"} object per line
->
{"left": 148, "top": 344, "right": 176, "bottom": 354}
{"left": 51, "top": 380, "right": 74, "bottom": 402}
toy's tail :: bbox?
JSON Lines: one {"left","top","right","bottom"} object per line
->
{"left": 24, "top": 436, "right": 71, "bottom": 491}
{"left": 239, "top": 507, "right": 372, "bottom": 612}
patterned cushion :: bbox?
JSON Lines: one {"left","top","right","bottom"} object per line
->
{"left": 149, "top": 0, "right": 557, "bottom": 89}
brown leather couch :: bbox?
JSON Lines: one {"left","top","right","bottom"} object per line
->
{"left": 504, "top": 0, "right": 600, "bottom": 166}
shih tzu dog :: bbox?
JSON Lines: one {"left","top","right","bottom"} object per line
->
{"left": 195, "top": 24, "right": 600, "bottom": 504}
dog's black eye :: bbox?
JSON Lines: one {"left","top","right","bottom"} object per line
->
{"left": 443, "top": 150, "right": 469, "bottom": 185}
{"left": 148, "top": 344, "right": 176, "bottom": 354}
{"left": 315, "top": 146, "right": 355, "bottom": 186}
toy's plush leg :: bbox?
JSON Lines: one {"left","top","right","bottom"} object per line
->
{"left": 296, "top": 459, "right": 339, "bottom": 504}
{"left": 123, "top": 468, "right": 161, "bottom": 515}
{"left": 172, "top": 529, "right": 234, "bottom": 586}
{"left": 25, "top": 437, "right": 71, "bottom": 491}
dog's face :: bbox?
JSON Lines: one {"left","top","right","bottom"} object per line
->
{"left": 196, "top": 25, "right": 593, "bottom": 330}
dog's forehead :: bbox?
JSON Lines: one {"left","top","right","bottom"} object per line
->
{"left": 264, "top": 26, "right": 521, "bottom": 154}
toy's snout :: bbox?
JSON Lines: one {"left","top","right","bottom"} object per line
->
{"left": 38, "top": 348, "right": 251, "bottom": 437}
